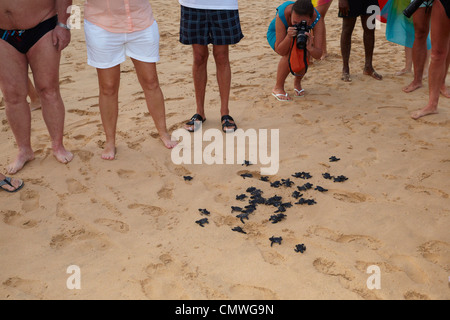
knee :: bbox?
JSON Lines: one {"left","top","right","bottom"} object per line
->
{"left": 430, "top": 47, "right": 448, "bottom": 64}
{"left": 36, "top": 84, "right": 60, "bottom": 102}
{"left": 2, "top": 86, "right": 27, "bottom": 106}
{"left": 193, "top": 51, "right": 209, "bottom": 66}
{"left": 213, "top": 51, "right": 230, "bottom": 67}
{"left": 140, "top": 77, "right": 160, "bottom": 92}
{"left": 99, "top": 81, "right": 119, "bottom": 97}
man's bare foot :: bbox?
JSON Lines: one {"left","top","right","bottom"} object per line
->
{"left": 363, "top": 68, "right": 383, "bottom": 80}
{"left": 7, "top": 150, "right": 35, "bottom": 174}
{"left": 101, "top": 142, "right": 116, "bottom": 160}
{"left": 160, "top": 133, "right": 178, "bottom": 149}
{"left": 441, "top": 85, "right": 450, "bottom": 98}
{"left": 403, "top": 81, "right": 423, "bottom": 93}
{"left": 411, "top": 107, "right": 438, "bottom": 120}
{"left": 341, "top": 72, "right": 352, "bottom": 82}
{"left": 53, "top": 147, "right": 74, "bottom": 164}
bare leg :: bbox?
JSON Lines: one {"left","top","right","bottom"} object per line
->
{"left": 411, "top": 0, "right": 450, "bottom": 119}
{"left": 340, "top": 16, "right": 357, "bottom": 82}
{"left": 396, "top": 47, "right": 413, "bottom": 75}
{"left": 27, "top": 76, "right": 41, "bottom": 111}
{"left": 315, "top": 1, "right": 333, "bottom": 60}
{"left": 272, "top": 55, "right": 292, "bottom": 100}
{"left": 361, "top": 15, "right": 382, "bottom": 80}
{"left": 27, "top": 32, "right": 73, "bottom": 165}
{"left": 0, "top": 41, "right": 35, "bottom": 174}
{"left": 403, "top": 7, "right": 431, "bottom": 93}
{"left": 212, "top": 45, "right": 236, "bottom": 130}
{"left": 96, "top": 65, "right": 120, "bottom": 160}
{"left": 132, "top": 58, "right": 177, "bottom": 149}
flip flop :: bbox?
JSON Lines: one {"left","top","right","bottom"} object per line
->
{"left": 0, "top": 177, "right": 24, "bottom": 193}
{"left": 184, "top": 114, "right": 206, "bottom": 132}
{"left": 294, "top": 89, "right": 305, "bottom": 97}
{"left": 272, "top": 92, "right": 291, "bottom": 101}
{"left": 221, "top": 115, "right": 237, "bottom": 133}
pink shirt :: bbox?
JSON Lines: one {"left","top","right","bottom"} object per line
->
{"left": 84, "top": 0, "right": 154, "bottom": 33}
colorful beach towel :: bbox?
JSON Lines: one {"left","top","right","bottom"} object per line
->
{"left": 381, "top": 0, "right": 431, "bottom": 49}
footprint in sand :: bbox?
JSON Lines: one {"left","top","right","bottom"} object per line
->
{"left": 19, "top": 189, "right": 40, "bottom": 212}
{"left": 2, "top": 277, "right": 48, "bottom": 299}
{"left": 418, "top": 241, "right": 450, "bottom": 272}
{"left": 117, "top": 169, "right": 135, "bottom": 179}
{"left": 141, "top": 254, "right": 191, "bottom": 299}
{"left": 307, "top": 225, "right": 383, "bottom": 250}
{"left": 66, "top": 178, "right": 87, "bottom": 194}
{"left": 2, "top": 210, "right": 38, "bottom": 229}
{"left": 157, "top": 185, "right": 173, "bottom": 200}
{"left": 94, "top": 218, "right": 129, "bottom": 234}
{"left": 50, "top": 227, "right": 111, "bottom": 251}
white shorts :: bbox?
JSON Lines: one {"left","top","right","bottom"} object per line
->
{"left": 84, "top": 19, "right": 160, "bottom": 69}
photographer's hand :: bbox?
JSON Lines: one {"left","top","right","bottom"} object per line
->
{"left": 287, "top": 27, "right": 297, "bottom": 38}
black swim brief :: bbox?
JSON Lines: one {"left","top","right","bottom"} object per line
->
{"left": 441, "top": 0, "right": 450, "bottom": 18}
{"left": 0, "top": 15, "right": 57, "bottom": 54}
{"left": 339, "top": 0, "right": 379, "bottom": 17}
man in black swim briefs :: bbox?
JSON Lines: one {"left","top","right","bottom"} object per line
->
{"left": 0, "top": 0, "right": 74, "bottom": 174}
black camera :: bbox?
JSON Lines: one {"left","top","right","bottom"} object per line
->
{"left": 293, "top": 21, "right": 311, "bottom": 50}
{"left": 403, "top": 0, "right": 433, "bottom": 18}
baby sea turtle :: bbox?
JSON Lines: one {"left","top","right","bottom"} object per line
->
{"left": 236, "top": 212, "right": 250, "bottom": 224}
{"left": 314, "top": 186, "right": 328, "bottom": 192}
{"left": 236, "top": 194, "right": 247, "bottom": 201}
{"left": 195, "top": 218, "right": 209, "bottom": 227}
{"left": 260, "top": 176, "right": 270, "bottom": 182}
{"left": 198, "top": 208, "right": 210, "bottom": 215}
{"left": 270, "top": 181, "right": 281, "bottom": 188}
{"left": 329, "top": 156, "right": 340, "bottom": 162}
{"left": 242, "top": 160, "right": 252, "bottom": 166}
{"left": 322, "top": 173, "right": 333, "bottom": 180}
{"left": 232, "top": 226, "right": 247, "bottom": 234}
{"left": 269, "top": 236, "right": 283, "bottom": 247}
{"left": 241, "top": 173, "right": 253, "bottom": 179}
{"left": 269, "top": 213, "right": 287, "bottom": 224}
{"left": 291, "top": 191, "right": 303, "bottom": 199}
{"left": 231, "top": 206, "right": 243, "bottom": 213}
{"left": 333, "top": 175, "right": 348, "bottom": 182}
{"left": 294, "top": 244, "right": 306, "bottom": 253}
{"left": 183, "top": 176, "right": 193, "bottom": 181}
{"left": 281, "top": 178, "right": 294, "bottom": 187}
{"left": 246, "top": 187, "right": 257, "bottom": 193}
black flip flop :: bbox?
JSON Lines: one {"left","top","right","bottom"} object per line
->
{"left": 221, "top": 115, "right": 237, "bottom": 133}
{"left": 0, "top": 177, "right": 24, "bottom": 193}
{"left": 185, "top": 114, "right": 206, "bottom": 132}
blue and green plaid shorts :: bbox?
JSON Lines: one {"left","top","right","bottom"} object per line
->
{"left": 179, "top": 5, "right": 244, "bottom": 45}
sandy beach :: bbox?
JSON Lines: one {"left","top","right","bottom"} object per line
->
{"left": 0, "top": 0, "right": 449, "bottom": 300}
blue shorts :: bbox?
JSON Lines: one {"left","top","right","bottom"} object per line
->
{"left": 179, "top": 5, "right": 244, "bottom": 45}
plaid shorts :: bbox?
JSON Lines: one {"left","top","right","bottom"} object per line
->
{"left": 179, "top": 5, "right": 244, "bottom": 45}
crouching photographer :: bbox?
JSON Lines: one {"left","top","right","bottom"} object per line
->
{"left": 267, "top": 0, "right": 324, "bottom": 101}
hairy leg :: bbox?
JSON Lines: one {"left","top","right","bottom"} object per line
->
{"left": 28, "top": 31, "right": 73, "bottom": 164}
{"left": 0, "top": 41, "right": 35, "bottom": 174}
